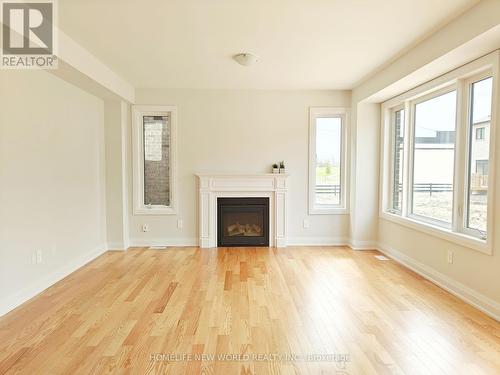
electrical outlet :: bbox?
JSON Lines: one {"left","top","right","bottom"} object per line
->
{"left": 447, "top": 250, "right": 453, "bottom": 264}
{"left": 303, "top": 219, "right": 310, "bottom": 229}
{"left": 36, "top": 250, "right": 43, "bottom": 264}
{"left": 142, "top": 224, "right": 150, "bottom": 232}
{"left": 177, "top": 219, "right": 183, "bottom": 229}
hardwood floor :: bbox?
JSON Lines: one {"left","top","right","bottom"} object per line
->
{"left": 0, "top": 247, "right": 499, "bottom": 375}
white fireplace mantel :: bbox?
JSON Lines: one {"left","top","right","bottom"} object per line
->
{"left": 196, "top": 174, "right": 289, "bottom": 248}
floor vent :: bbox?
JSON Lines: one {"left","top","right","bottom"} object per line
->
{"left": 149, "top": 246, "right": 167, "bottom": 250}
{"left": 375, "top": 255, "right": 390, "bottom": 261}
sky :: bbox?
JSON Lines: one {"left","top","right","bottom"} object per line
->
{"left": 415, "top": 90, "right": 457, "bottom": 137}
{"left": 472, "top": 77, "right": 492, "bottom": 123}
{"left": 316, "top": 117, "right": 341, "bottom": 164}
{"left": 415, "top": 77, "right": 492, "bottom": 137}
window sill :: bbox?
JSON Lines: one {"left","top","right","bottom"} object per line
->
{"left": 133, "top": 206, "right": 177, "bottom": 215}
{"left": 380, "top": 211, "right": 492, "bottom": 255}
{"left": 309, "top": 207, "right": 349, "bottom": 215}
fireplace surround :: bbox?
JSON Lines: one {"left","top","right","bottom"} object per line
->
{"left": 196, "top": 174, "right": 288, "bottom": 248}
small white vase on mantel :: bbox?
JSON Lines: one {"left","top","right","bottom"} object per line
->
{"left": 279, "top": 163, "right": 286, "bottom": 174}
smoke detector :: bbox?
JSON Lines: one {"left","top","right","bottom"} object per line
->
{"left": 233, "top": 53, "right": 258, "bottom": 66}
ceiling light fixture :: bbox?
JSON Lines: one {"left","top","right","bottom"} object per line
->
{"left": 233, "top": 53, "right": 258, "bottom": 66}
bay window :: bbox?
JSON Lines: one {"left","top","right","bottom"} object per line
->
{"left": 381, "top": 53, "right": 497, "bottom": 254}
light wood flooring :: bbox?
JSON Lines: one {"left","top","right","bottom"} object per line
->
{"left": 0, "top": 247, "right": 499, "bottom": 374}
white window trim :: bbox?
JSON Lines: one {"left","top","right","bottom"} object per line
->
{"left": 379, "top": 51, "right": 499, "bottom": 255}
{"left": 387, "top": 104, "right": 405, "bottom": 215}
{"left": 132, "top": 105, "right": 178, "bottom": 215}
{"left": 407, "top": 84, "right": 457, "bottom": 230}
{"left": 308, "top": 107, "right": 349, "bottom": 215}
{"left": 461, "top": 72, "right": 493, "bottom": 241}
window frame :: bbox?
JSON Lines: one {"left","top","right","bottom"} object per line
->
{"left": 380, "top": 52, "right": 498, "bottom": 255}
{"left": 132, "top": 105, "right": 178, "bottom": 215}
{"left": 387, "top": 104, "right": 406, "bottom": 215}
{"left": 308, "top": 107, "right": 349, "bottom": 215}
{"left": 476, "top": 127, "right": 485, "bottom": 140}
{"left": 407, "top": 85, "right": 458, "bottom": 230}
{"left": 461, "top": 73, "right": 493, "bottom": 240}
{"left": 476, "top": 160, "right": 488, "bottom": 175}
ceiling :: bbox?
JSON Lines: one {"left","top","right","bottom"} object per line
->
{"left": 59, "top": 0, "right": 479, "bottom": 90}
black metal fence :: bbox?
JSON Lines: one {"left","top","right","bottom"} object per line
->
{"left": 413, "top": 183, "right": 452, "bottom": 196}
{"left": 316, "top": 183, "right": 453, "bottom": 196}
{"left": 316, "top": 185, "right": 340, "bottom": 195}
{"left": 394, "top": 183, "right": 453, "bottom": 196}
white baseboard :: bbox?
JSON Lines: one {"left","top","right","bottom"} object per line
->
{"left": 287, "top": 237, "right": 349, "bottom": 246}
{"left": 287, "top": 237, "right": 377, "bottom": 250}
{"left": 128, "top": 238, "right": 198, "bottom": 247}
{"left": 127, "top": 237, "right": 376, "bottom": 249}
{"left": 377, "top": 242, "right": 500, "bottom": 322}
{"left": 0, "top": 243, "right": 108, "bottom": 318}
{"left": 107, "top": 242, "right": 128, "bottom": 251}
{"left": 348, "top": 240, "right": 379, "bottom": 250}
{"left": 131, "top": 237, "right": 364, "bottom": 250}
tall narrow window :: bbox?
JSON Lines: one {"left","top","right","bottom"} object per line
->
{"left": 466, "top": 77, "right": 492, "bottom": 237}
{"left": 309, "top": 107, "right": 348, "bottom": 214}
{"left": 143, "top": 115, "right": 170, "bottom": 206}
{"left": 316, "top": 117, "right": 342, "bottom": 205}
{"left": 132, "top": 106, "right": 177, "bottom": 215}
{"left": 391, "top": 109, "right": 405, "bottom": 213}
{"left": 411, "top": 90, "right": 457, "bottom": 225}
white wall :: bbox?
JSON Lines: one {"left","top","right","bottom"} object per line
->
{"left": 104, "top": 100, "right": 130, "bottom": 250}
{"left": 128, "top": 89, "right": 351, "bottom": 246}
{"left": 349, "top": 102, "right": 380, "bottom": 248}
{"left": 351, "top": 0, "right": 500, "bottom": 318}
{"left": 0, "top": 70, "right": 107, "bottom": 316}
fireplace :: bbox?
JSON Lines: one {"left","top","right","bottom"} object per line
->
{"left": 217, "top": 197, "right": 269, "bottom": 247}
{"left": 197, "top": 174, "right": 288, "bottom": 248}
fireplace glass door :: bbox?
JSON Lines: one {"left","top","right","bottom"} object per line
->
{"left": 217, "top": 198, "right": 269, "bottom": 247}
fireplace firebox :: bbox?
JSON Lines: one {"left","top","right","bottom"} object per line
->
{"left": 217, "top": 197, "right": 269, "bottom": 247}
